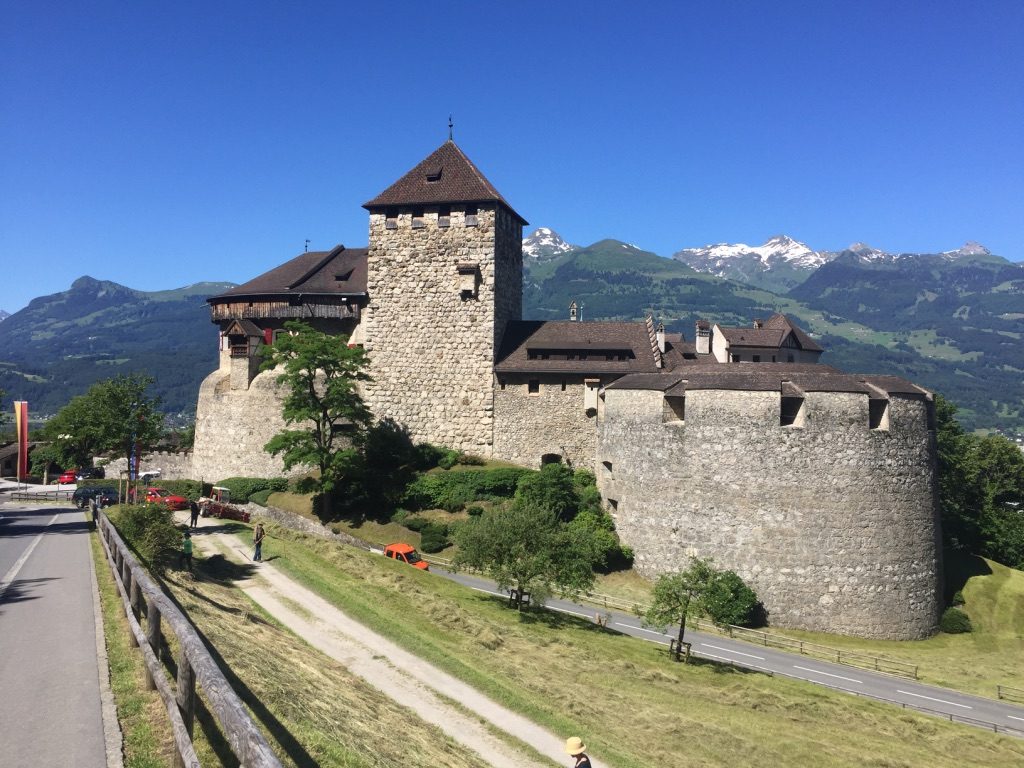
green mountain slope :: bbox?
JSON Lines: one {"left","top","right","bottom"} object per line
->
{"left": 0, "top": 277, "right": 234, "bottom": 418}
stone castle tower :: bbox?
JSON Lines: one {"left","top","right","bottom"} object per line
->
{"left": 361, "top": 140, "right": 526, "bottom": 454}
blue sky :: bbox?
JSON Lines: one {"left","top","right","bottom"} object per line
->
{"left": 2, "top": 1, "right": 1022, "bottom": 313}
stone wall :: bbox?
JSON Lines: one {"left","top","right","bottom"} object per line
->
{"left": 362, "top": 204, "right": 522, "bottom": 454}
{"left": 598, "top": 387, "right": 942, "bottom": 639}
{"left": 493, "top": 374, "right": 601, "bottom": 468}
{"left": 191, "top": 368, "right": 299, "bottom": 482}
{"left": 102, "top": 450, "right": 193, "bottom": 481}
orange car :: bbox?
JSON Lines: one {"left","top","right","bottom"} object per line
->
{"left": 383, "top": 543, "right": 429, "bottom": 570}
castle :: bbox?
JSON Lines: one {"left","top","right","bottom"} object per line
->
{"left": 192, "top": 139, "right": 943, "bottom": 640}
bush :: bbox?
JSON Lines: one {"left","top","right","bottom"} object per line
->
{"left": 215, "top": 477, "right": 288, "bottom": 503}
{"left": 113, "top": 503, "right": 182, "bottom": 573}
{"left": 437, "top": 449, "right": 462, "bottom": 470}
{"left": 419, "top": 522, "right": 450, "bottom": 553}
{"left": 403, "top": 467, "right": 532, "bottom": 512}
{"left": 703, "top": 570, "right": 760, "bottom": 627}
{"left": 249, "top": 489, "right": 273, "bottom": 507}
{"left": 951, "top": 589, "right": 965, "bottom": 606}
{"left": 403, "top": 516, "right": 431, "bottom": 533}
{"left": 466, "top": 505, "right": 484, "bottom": 517}
{"left": 940, "top": 607, "right": 973, "bottom": 633}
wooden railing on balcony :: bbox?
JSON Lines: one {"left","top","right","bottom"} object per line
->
{"left": 210, "top": 301, "right": 360, "bottom": 322}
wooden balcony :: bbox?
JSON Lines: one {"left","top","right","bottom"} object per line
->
{"left": 210, "top": 301, "right": 360, "bottom": 322}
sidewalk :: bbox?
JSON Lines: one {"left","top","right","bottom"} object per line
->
{"left": 180, "top": 513, "right": 603, "bottom": 768}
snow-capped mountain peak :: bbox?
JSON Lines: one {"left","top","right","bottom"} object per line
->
{"left": 673, "top": 235, "right": 829, "bottom": 271}
{"left": 943, "top": 241, "right": 991, "bottom": 259}
{"left": 846, "top": 242, "right": 889, "bottom": 262}
{"left": 523, "top": 227, "right": 575, "bottom": 259}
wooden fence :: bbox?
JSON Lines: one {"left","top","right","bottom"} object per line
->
{"left": 8, "top": 489, "right": 74, "bottom": 502}
{"left": 96, "top": 510, "right": 282, "bottom": 768}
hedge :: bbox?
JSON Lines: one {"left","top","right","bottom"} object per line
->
{"left": 403, "top": 467, "right": 532, "bottom": 512}
{"left": 215, "top": 477, "right": 289, "bottom": 503}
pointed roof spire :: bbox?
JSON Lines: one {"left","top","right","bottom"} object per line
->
{"left": 363, "top": 140, "right": 527, "bottom": 225}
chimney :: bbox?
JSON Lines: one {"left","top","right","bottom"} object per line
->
{"left": 695, "top": 319, "right": 711, "bottom": 355}
{"left": 569, "top": 301, "right": 577, "bottom": 322}
{"left": 645, "top": 315, "right": 663, "bottom": 368}
{"left": 656, "top": 322, "right": 665, "bottom": 354}
{"left": 753, "top": 318, "right": 764, "bottom": 329}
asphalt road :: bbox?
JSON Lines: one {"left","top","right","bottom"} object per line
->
{"left": 0, "top": 500, "right": 110, "bottom": 767}
{"left": 435, "top": 566, "right": 1024, "bottom": 737}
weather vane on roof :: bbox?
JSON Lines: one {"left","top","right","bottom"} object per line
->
{"left": 448, "top": 114, "right": 454, "bottom": 141}
{"left": 305, "top": 239, "right": 310, "bottom": 253}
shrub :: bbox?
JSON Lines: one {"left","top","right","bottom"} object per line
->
{"left": 437, "top": 449, "right": 462, "bottom": 470}
{"left": 419, "top": 523, "right": 450, "bottom": 553}
{"left": 249, "top": 489, "right": 273, "bottom": 507}
{"left": 466, "top": 505, "right": 485, "bottom": 517}
{"left": 113, "top": 503, "right": 181, "bottom": 573}
{"left": 940, "top": 607, "right": 973, "bottom": 633}
{"left": 403, "top": 516, "right": 431, "bottom": 533}
{"left": 702, "top": 570, "right": 760, "bottom": 627}
{"left": 456, "top": 453, "right": 486, "bottom": 466}
{"left": 215, "top": 477, "right": 288, "bottom": 503}
{"left": 403, "top": 467, "right": 532, "bottom": 512}
{"left": 951, "top": 589, "right": 965, "bottom": 606}
{"left": 159, "top": 479, "right": 204, "bottom": 501}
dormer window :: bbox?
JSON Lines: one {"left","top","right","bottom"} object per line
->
{"left": 425, "top": 166, "right": 442, "bottom": 182}
{"left": 334, "top": 270, "right": 353, "bottom": 282}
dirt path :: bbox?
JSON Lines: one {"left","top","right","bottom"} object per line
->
{"left": 181, "top": 515, "right": 600, "bottom": 768}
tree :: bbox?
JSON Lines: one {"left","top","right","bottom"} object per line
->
{"left": 453, "top": 503, "right": 599, "bottom": 609}
{"left": 260, "top": 320, "right": 372, "bottom": 495}
{"left": 513, "top": 462, "right": 578, "bottom": 520}
{"left": 37, "top": 374, "right": 163, "bottom": 471}
{"left": 638, "top": 558, "right": 759, "bottom": 661}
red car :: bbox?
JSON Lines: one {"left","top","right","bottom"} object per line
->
{"left": 57, "top": 470, "right": 78, "bottom": 485}
{"left": 134, "top": 487, "right": 189, "bottom": 510}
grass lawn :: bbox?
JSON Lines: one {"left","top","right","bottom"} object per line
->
{"left": 769, "top": 553, "right": 1024, "bottom": 699}
{"left": 90, "top": 522, "right": 176, "bottom": 767}
{"left": 252, "top": 522, "right": 1024, "bottom": 768}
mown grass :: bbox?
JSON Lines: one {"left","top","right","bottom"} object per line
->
{"left": 152, "top": 546, "right": 492, "bottom": 767}
{"left": 254, "top": 523, "right": 1024, "bottom": 768}
{"left": 775, "top": 554, "right": 1024, "bottom": 698}
{"left": 90, "top": 527, "right": 175, "bottom": 767}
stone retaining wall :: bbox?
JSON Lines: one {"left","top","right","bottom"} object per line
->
{"left": 248, "top": 503, "right": 369, "bottom": 550}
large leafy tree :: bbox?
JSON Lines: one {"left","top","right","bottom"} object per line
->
{"left": 35, "top": 374, "right": 163, "bottom": 472}
{"left": 936, "top": 395, "right": 1024, "bottom": 568}
{"left": 260, "top": 320, "right": 372, "bottom": 495}
{"left": 453, "top": 502, "right": 600, "bottom": 609}
{"left": 639, "top": 558, "right": 758, "bottom": 661}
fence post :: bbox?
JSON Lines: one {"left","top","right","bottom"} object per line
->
{"left": 130, "top": 575, "right": 142, "bottom": 618}
{"left": 145, "top": 598, "right": 162, "bottom": 691}
{"left": 174, "top": 651, "right": 196, "bottom": 768}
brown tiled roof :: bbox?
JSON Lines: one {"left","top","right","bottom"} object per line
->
{"left": 210, "top": 245, "right": 368, "bottom": 302}
{"left": 495, "top": 321, "right": 661, "bottom": 374}
{"left": 606, "top": 363, "right": 927, "bottom": 398}
{"left": 718, "top": 313, "right": 823, "bottom": 353}
{"left": 363, "top": 140, "right": 527, "bottom": 224}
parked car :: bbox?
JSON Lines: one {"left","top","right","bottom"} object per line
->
{"left": 72, "top": 485, "right": 119, "bottom": 508}
{"left": 57, "top": 470, "right": 78, "bottom": 485}
{"left": 383, "top": 542, "right": 429, "bottom": 570}
{"left": 76, "top": 466, "right": 105, "bottom": 480}
{"left": 131, "top": 486, "right": 189, "bottom": 510}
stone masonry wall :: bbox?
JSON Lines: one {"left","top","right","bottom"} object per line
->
{"left": 103, "top": 451, "right": 193, "bottom": 481}
{"left": 362, "top": 205, "right": 522, "bottom": 454}
{"left": 493, "top": 375, "right": 599, "bottom": 468}
{"left": 598, "top": 387, "right": 942, "bottom": 639}
{"left": 190, "top": 369, "right": 300, "bottom": 482}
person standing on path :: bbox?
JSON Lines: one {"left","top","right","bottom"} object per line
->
{"left": 189, "top": 499, "right": 200, "bottom": 528}
{"left": 253, "top": 523, "right": 266, "bottom": 562}
{"left": 564, "top": 737, "right": 592, "bottom": 768}
{"left": 180, "top": 530, "right": 193, "bottom": 571}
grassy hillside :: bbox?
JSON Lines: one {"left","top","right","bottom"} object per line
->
{"left": 246, "top": 523, "right": 1024, "bottom": 767}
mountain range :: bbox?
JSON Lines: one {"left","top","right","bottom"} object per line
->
{"left": 1, "top": 231, "right": 1021, "bottom": 434}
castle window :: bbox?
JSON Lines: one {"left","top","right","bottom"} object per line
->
{"left": 607, "top": 498, "right": 618, "bottom": 514}
{"left": 385, "top": 209, "right": 398, "bottom": 229}
{"left": 780, "top": 396, "right": 806, "bottom": 428}
{"left": 499, "top": 379, "right": 506, "bottom": 390}
{"left": 457, "top": 263, "right": 479, "bottom": 298}
{"left": 528, "top": 379, "right": 540, "bottom": 395}
{"left": 731, "top": 354, "right": 740, "bottom": 362}
{"left": 412, "top": 207, "right": 425, "bottom": 228}
{"left": 561, "top": 380, "right": 566, "bottom": 391}
{"left": 869, "top": 399, "right": 890, "bottom": 431}
{"left": 772, "top": 355, "right": 777, "bottom": 362}
{"left": 787, "top": 354, "right": 795, "bottom": 363}
{"left": 465, "top": 205, "right": 478, "bottom": 227}
{"left": 753, "top": 355, "right": 761, "bottom": 363}
{"left": 584, "top": 378, "right": 600, "bottom": 414}
{"left": 602, "top": 460, "right": 613, "bottom": 474}
{"left": 438, "top": 205, "right": 451, "bottom": 228}
{"left": 663, "top": 395, "right": 685, "bottom": 423}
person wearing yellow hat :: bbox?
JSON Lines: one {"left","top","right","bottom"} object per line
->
{"left": 564, "top": 736, "right": 591, "bottom": 767}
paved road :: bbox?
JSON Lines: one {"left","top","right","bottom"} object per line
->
{"left": 435, "top": 566, "right": 1024, "bottom": 737}
{"left": 0, "top": 499, "right": 113, "bottom": 767}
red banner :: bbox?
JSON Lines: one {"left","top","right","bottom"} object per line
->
{"left": 14, "top": 401, "right": 28, "bottom": 481}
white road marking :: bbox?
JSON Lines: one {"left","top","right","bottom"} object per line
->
{"left": 1007, "top": 715, "right": 1024, "bottom": 722}
{"left": 615, "top": 622, "right": 671, "bottom": 638}
{"left": 701, "top": 643, "right": 765, "bottom": 661}
{"left": 548, "top": 605, "right": 592, "bottom": 619}
{"left": 793, "top": 665, "right": 862, "bottom": 684}
{"left": 896, "top": 690, "right": 972, "bottom": 709}
{"left": 699, "top": 651, "right": 776, "bottom": 674}
{"left": 0, "top": 512, "right": 61, "bottom": 598}
{"left": 470, "top": 586, "right": 505, "bottom": 597}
